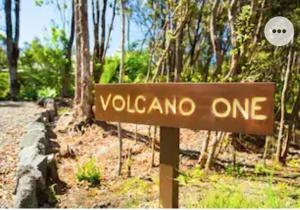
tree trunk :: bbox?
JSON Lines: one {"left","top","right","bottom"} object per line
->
{"left": 103, "top": 0, "right": 117, "bottom": 58}
{"left": 209, "top": 0, "right": 223, "bottom": 77}
{"left": 5, "top": 0, "right": 20, "bottom": 100}
{"left": 97, "top": 0, "right": 107, "bottom": 82}
{"left": 151, "top": 126, "right": 157, "bottom": 167}
{"left": 263, "top": 136, "right": 272, "bottom": 165}
{"left": 205, "top": 132, "right": 222, "bottom": 171}
{"left": 61, "top": 0, "right": 75, "bottom": 98}
{"left": 92, "top": 0, "right": 101, "bottom": 83}
{"left": 198, "top": 131, "right": 211, "bottom": 168}
{"left": 74, "top": 0, "right": 82, "bottom": 105}
{"left": 118, "top": 0, "right": 126, "bottom": 176}
{"left": 224, "top": 0, "right": 239, "bottom": 80}
{"left": 75, "top": 0, "right": 93, "bottom": 119}
{"left": 281, "top": 55, "right": 300, "bottom": 162}
{"left": 276, "top": 47, "right": 293, "bottom": 164}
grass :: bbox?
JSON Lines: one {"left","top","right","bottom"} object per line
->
{"left": 179, "top": 167, "right": 300, "bottom": 208}
{"left": 117, "top": 177, "right": 158, "bottom": 208}
{"left": 76, "top": 158, "right": 101, "bottom": 185}
{"left": 98, "top": 166, "right": 300, "bottom": 208}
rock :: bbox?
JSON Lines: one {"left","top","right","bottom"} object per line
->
{"left": 19, "top": 146, "right": 48, "bottom": 177}
{"left": 47, "top": 154, "right": 60, "bottom": 182}
{"left": 14, "top": 172, "right": 38, "bottom": 208}
{"left": 44, "top": 98, "right": 57, "bottom": 122}
{"left": 14, "top": 166, "right": 47, "bottom": 208}
{"left": 20, "top": 130, "right": 47, "bottom": 153}
{"left": 56, "top": 112, "right": 74, "bottom": 133}
{"left": 26, "top": 121, "right": 47, "bottom": 133}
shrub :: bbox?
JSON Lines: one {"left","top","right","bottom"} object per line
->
{"left": 0, "top": 72, "right": 9, "bottom": 99}
{"left": 76, "top": 158, "right": 101, "bottom": 185}
{"left": 37, "top": 87, "right": 58, "bottom": 98}
{"left": 224, "top": 163, "right": 244, "bottom": 177}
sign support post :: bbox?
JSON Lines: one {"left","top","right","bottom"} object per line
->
{"left": 159, "top": 127, "right": 179, "bottom": 208}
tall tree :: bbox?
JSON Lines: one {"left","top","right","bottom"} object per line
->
{"left": 61, "top": 0, "right": 75, "bottom": 97}
{"left": 117, "top": 0, "right": 126, "bottom": 176}
{"left": 276, "top": 46, "right": 294, "bottom": 164}
{"left": 74, "top": 0, "right": 93, "bottom": 119}
{"left": 92, "top": 0, "right": 107, "bottom": 83}
{"left": 5, "top": 0, "right": 20, "bottom": 99}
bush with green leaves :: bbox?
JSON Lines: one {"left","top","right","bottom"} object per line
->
{"left": 100, "top": 51, "right": 149, "bottom": 84}
{"left": 19, "top": 27, "right": 74, "bottom": 100}
{"left": 76, "top": 158, "right": 101, "bottom": 185}
{"left": 0, "top": 71, "right": 9, "bottom": 99}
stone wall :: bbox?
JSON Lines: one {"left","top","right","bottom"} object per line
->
{"left": 14, "top": 108, "right": 56, "bottom": 208}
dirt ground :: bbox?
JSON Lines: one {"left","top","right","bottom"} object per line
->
{"left": 53, "top": 110, "right": 300, "bottom": 208}
{"left": 0, "top": 101, "right": 44, "bottom": 208}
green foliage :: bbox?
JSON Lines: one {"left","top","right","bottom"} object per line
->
{"left": 184, "top": 175, "right": 300, "bottom": 208}
{"left": 193, "top": 184, "right": 256, "bottom": 208}
{"left": 224, "top": 163, "right": 244, "bottom": 177}
{"left": 0, "top": 48, "right": 7, "bottom": 70}
{"left": 118, "top": 177, "right": 154, "bottom": 208}
{"left": 76, "top": 158, "right": 101, "bottom": 185}
{"left": 101, "top": 51, "right": 150, "bottom": 84}
{"left": 37, "top": 87, "right": 58, "bottom": 98}
{"left": 100, "top": 56, "right": 120, "bottom": 83}
{"left": 177, "top": 165, "right": 204, "bottom": 186}
{"left": 0, "top": 72, "right": 9, "bottom": 99}
{"left": 19, "top": 27, "right": 73, "bottom": 99}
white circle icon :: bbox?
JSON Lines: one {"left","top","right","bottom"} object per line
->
{"left": 264, "top": 16, "right": 294, "bottom": 46}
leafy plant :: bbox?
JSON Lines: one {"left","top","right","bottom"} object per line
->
{"left": 177, "top": 165, "right": 204, "bottom": 186}
{"left": 37, "top": 87, "right": 58, "bottom": 98}
{"left": 76, "top": 158, "right": 101, "bottom": 185}
{"left": 0, "top": 72, "right": 9, "bottom": 99}
{"left": 224, "top": 164, "right": 244, "bottom": 177}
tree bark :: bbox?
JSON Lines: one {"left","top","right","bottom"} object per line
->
{"left": 276, "top": 47, "right": 293, "bottom": 164}
{"left": 61, "top": 0, "right": 75, "bottom": 98}
{"left": 118, "top": 0, "right": 126, "bottom": 176}
{"left": 103, "top": 0, "right": 117, "bottom": 58}
{"left": 98, "top": 0, "right": 107, "bottom": 82}
{"left": 92, "top": 0, "right": 100, "bottom": 83}
{"left": 5, "top": 0, "right": 20, "bottom": 100}
{"left": 209, "top": 0, "right": 223, "bottom": 77}
{"left": 224, "top": 0, "right": 239, "bottom": 80}
{"left": 281, "top": 54, "right": 300, "bottom": 162}
{"left": 205, "top": 132, "right": 222, "bottom": 171}
{"left": 198, "top": 131, "right": 211, "bottom": 168}
{"left": 75, "top": 0, "right": 93, "bottom": 119}
{"left": 74, "top": 0, "right": 82, "bottom": 105}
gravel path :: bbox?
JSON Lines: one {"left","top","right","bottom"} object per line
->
{"left": 0, "top": 101, "right": 44, "bottom": 208}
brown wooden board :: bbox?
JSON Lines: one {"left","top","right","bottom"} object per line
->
{"left": 95, "top": 83, "right": 275, "bottom": 135}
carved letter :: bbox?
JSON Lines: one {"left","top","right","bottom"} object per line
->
{"left": 179, "top": 97, "right": 195, "bottom": 116}
{"left": 127, "top": 95, "right": 135, "bottom": 113}
{"left": 212, "top": 98, "right": 231, "bottom": 118}
{"left": 135, "top": 95, "right": 146, "bottom": 114}
{"left": 100, "top": 94, "right": 112, "bottom": 111}
{"left": 165, "top": 97, "right": 176, "bottom": 115}
{"left": 148, "top": 97, "right": 163, "bottom": 114}
{"left": 112, "top": 95, "right": 126, "bottom": 112}
{"left": 251, "top": 97, "right": 267, "bottom": 120}
{"left": 233, "top": 98, "right": 249, "bottom": 120}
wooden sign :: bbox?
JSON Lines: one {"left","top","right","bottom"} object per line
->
{"left": 95, "top": 83, "right": 275, "bottom": 135}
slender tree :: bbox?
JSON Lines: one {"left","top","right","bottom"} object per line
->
{"left": 5, "top": 0, "right": 20, "bottom": 100}
{"left": 117, "top": 0, "right": 126, "bottom": 176}
{"left": 61, "top": 0, "right": 75, "bottom": 97}
{"left": 276, "top": 47, "right": 293, "bottom": 164}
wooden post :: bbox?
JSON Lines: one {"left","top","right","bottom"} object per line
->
{"left": 159, "top": 126, "right": 179, "bottom": 208}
